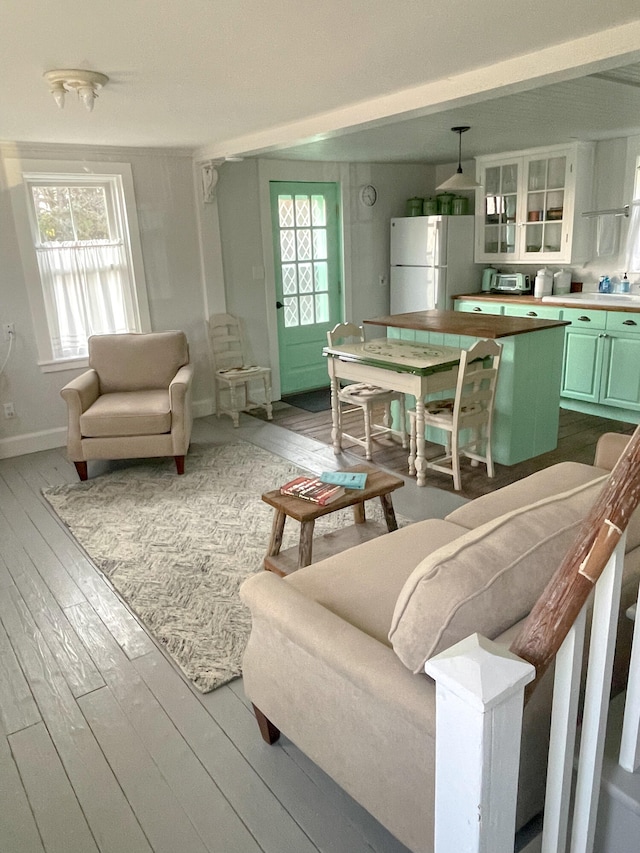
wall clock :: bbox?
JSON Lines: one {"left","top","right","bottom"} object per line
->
{"left": 359, "top": 184, "right": 378, "bottom": 207}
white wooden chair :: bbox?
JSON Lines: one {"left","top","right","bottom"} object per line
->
{"left": 327, "top": 322, "right": 407, "bottom": 461}
{"left": 408, "top": 338, "right": 502, "bottom": 490}
{"left": 207, "top": 313, "right": 273, "bottom": 427}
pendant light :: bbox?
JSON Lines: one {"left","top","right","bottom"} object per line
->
{"left": 436, "top": 126, "right": 481, "bottom": 191}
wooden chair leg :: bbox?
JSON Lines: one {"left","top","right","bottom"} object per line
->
{"left": 252, "top": 704, "right": 280, "bottom": 744}
{"left": 174, "top": 455, "right": 185, "bottom": 475}
{"left": 74, "top": 461, "right": 88, "bottom": 481}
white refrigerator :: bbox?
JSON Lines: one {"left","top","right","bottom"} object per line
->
{"left": 390, "top": 216, "right": 479, "bottom": 313}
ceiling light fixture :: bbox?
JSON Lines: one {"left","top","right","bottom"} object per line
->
{"left": 43, "top": 69, "right": 109, "bottom": 112}
{"left": 436, "top": 126, "right": 481, "bottom": 191}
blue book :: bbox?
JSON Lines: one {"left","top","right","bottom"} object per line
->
{"left": 319, "top": 471, "right": 368, "bottom": 490}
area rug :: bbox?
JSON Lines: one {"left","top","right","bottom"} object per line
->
{"left": 42, "top": 442, "right": 396, "bottom": 693}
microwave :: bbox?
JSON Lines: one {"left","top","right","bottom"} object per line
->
{"left": 494, "top": 273, "right": 531, "bottom": 293}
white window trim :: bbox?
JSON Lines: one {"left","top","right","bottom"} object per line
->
{"left": 5, "top": 158, "right": 151, "bottom": 371}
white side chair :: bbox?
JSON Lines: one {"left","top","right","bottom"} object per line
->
{"left": 327, "top": 322, "right": 407, "bottom": 461}
{"left": 207, "top": 313, "right": 273, "bottom": 427}
{"left": 408, "top": 338, "right": 502, "bottom": 490}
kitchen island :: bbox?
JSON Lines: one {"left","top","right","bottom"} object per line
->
{"left": 362, "top": 310, "right": 569, "bottom": 467}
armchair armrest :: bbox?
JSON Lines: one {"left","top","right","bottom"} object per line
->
{"left": 60, "top": 369, "right": 100, "bottom": 459}
{"left": 169, "top": 363, "right": 194, "bottom": 454}
{"left": 169, "top": 363, "right": 194, "bottom": 408}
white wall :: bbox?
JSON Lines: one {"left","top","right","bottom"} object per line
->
{"left": 0, "top": 143, "right": 208, "bottom": 458}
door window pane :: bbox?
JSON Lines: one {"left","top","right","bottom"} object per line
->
{"left": 295, "top": 196, "right": 311, "bottom": 227}
{"left": 278, "top": 195, "right": 294, "bottom": 228}
{"left": 311, "top": 195, "right": 326, "bottom": 226}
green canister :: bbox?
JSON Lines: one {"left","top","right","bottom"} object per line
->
{"left": 422, "top": 197, "right": 438, "bottom": 215}
{"left": 406, "top": 197, "right": 424, "bottom": 216}
{"left": 436, "top": 192, "right": 455, "bottom": 215}
{"left": 451, "top": 196, "right": 469, "bottom": 215}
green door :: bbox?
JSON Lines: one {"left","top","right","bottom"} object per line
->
{"left": 270, "top": 182, "right": 341, "bottom": 395}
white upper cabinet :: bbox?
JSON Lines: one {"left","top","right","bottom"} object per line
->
{"left": 474, "top": 142, "right": 595, "bottom": 265}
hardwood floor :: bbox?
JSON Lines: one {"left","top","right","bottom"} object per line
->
{"left": 252, "top": 401, "right": 636, "bottom": 499}
{"left": 0, "top": 407, "right": 633, "bottom": 852}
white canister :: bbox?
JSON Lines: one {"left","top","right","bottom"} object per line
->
{"left": 534, "top": 268, "right": 553, "bottom": 298}
{"left": 553, "top": 269, "right": 571, "bottom": 295}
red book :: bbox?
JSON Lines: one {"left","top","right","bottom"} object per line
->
{"left": 280, "top": 476, "right": 345, "bottom": 505}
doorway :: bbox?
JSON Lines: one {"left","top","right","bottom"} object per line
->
{"left": 270, "top": 181, "right": 341, "bottom": 395}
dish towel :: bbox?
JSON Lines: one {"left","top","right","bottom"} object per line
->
{"left": 596, "top": 214, "right": 619, "bottom": 257}
{"left": 625, "top": 202, "right": 640, "bottom": 273}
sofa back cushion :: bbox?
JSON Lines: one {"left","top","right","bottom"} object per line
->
{"left": 389, "top": 476, "right": 608, "bottom": 674}
{"left": 89, "top": 331, "right": 189, "bottom": 393}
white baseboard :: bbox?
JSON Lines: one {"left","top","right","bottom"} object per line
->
{"left": 0, "top": 427, "right": 66, "bottom": 459}
{"left": 0, "top": 398, "right": 216, "bottom": 460}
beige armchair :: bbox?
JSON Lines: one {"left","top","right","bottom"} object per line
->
{"left": 60, "top": 331, "right": 194, "bottom": 481}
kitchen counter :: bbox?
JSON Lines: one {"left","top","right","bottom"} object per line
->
{"left": 365, "top": 309, "right": 567, "bottom": 467}
{"left": 453, "top": 292, "right": 640, "bottom": 313}
{"left": 364, "top": 309, "right": 568, "bottom": 337}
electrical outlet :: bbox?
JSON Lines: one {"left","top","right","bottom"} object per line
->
{"left": 3, "top": 323, "right": 14, "bottom": 341}
{"left": 3, "top": 403, "right": 16, "bottom": 419}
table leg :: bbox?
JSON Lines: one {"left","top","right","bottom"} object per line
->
{"left": 266, "top": 510, "right": 286, "bottom": 561}
{"left": 298, "top": 520, "right": 316, "bottom": 567}
{"left": 353, "top": 501, "right": 366, "bottom": 524}
{"left": 330, "top": 375, "right": 342, "bottom": 454}
{"left": 415, "top": 397, "right": 427, "bottom": 487}
{"left": 379, "top": 494, "right": 398, "bottom": 532}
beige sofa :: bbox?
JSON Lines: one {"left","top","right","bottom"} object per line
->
{"left": 240, "top": 432, "right": 640, "bottom": 853}
{"left": 60, "top": 331, "right": 193, "bottom": 480}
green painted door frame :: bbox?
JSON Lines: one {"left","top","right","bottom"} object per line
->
{"left": 270, "top": 181, "right": 341, "bottom": 395}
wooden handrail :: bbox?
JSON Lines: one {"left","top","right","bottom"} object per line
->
{"left": 510, "top": 425, "right": 640, "bottom": 701}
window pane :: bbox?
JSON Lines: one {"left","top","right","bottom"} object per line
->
{"left": 298, "top": 263, "right": 313, "bottom": 293}
{"left": 278, "top": 195, "right": 294, "bottom": 228}
{"left": 282, "top": 264, "right": 297, "bottom": 295}
{"left": 314, "top": 262, "right": 328, "bottom": 291}
{"left": 295, "top": 195, "right": 311, "bottom": 227}
{"left": 280, "top": 230, "right": 296, "bottom": 261}
{"left": 311, "top": 195, "right": 326, "bottom": 226}
{"left": 284, "top": 296, "right": 299, "bottom": 328}
{"left": 296, "top": 229, "right": 311, "bottom": 260}
{"left": 312, "top": 229, "right": 327, "bottom": 259}
{"left": 68, "top": 186, "right": 110, "bottom": 240}
{"left": 32, "top": 186, "right": 74, "bottom": 242}
{"left": 299, "top": 294, "right": 314, "bottom": 325}
{"left": 315, "top": 293, "right": 329, "bottom": 323}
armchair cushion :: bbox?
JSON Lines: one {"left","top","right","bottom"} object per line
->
{"left": 89, "top": 331, "right": 189, "bottom": 393}
{"left": 79, "top": 390, "right": 171, "bottom": 437}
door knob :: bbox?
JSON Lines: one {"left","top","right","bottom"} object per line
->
{"left": 276, "top": 301, "right": 284, "bottom": 309}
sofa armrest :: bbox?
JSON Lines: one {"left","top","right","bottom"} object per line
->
{"left": 240, "top": 571, "right": 434, "bottom": 721}
{"left": 594, "top": 432, "right": 632, "bottom": 471}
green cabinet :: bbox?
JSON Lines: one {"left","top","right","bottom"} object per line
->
{"left": 454, "top": 299, "right": 504, "bottom": 315}
{"left": 456, "top": 297, "right": 640, "bottom": 424}
{"left": 561, "top": 309, "right": 640, "bottom": 412}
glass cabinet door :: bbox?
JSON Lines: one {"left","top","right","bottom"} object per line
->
{"left": 523, "top": 155, "right": 566, "bottom": 256}
{"left": 481, "top": 162, "right": 518, "bottom": 257}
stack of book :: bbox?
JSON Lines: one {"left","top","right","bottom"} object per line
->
{"left": 279, "top": 476, "right": 345, "bottom": 506}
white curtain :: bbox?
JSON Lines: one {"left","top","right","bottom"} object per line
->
{"left": 36, "top": 241, "right": 138, "bottom": 359}
{"left": 624, "top": 201, "right": 640, "bottom": 274}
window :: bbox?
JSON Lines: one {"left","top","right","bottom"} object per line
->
{"left": 5, "top": 159, "right": 150, "bottom": 370}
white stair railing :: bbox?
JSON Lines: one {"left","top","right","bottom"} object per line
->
{"left": 427, "top": 535, "right": 631, "bottom": 853}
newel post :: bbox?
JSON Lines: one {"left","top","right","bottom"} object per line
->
{"left": 425, "top": 633, "right": 535, "bottom": 853}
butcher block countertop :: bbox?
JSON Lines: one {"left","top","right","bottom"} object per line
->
{"left": 363, "top": 310, "right": 569, "bottom": 339}
{"left": 453, "top": 292, "right": 640, "bottom": 313}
